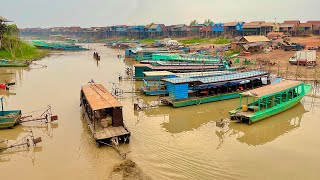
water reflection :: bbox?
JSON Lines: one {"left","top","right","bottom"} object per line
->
{"left": 141, "top": 99, "right": 237, "bottom": 133}
{"left": 217, "top": 103, "right": 307, "bottom": 146}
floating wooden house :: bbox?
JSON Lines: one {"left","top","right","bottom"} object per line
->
{"left": 80, "top": 83, "right": 130, "bottom": 145}
{"left": 160, "top": 71, "right": 280, "bottom": 108}
{"left": 229, "top": 80, "right": 311, "bottom": 124}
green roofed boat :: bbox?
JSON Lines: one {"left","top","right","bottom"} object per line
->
{"left": 32, "top": 40, "right": 89, "bottom": 51}
{"left": 229, "top": 80, "right": 311, "bottom": 124}
{"left": 0, "top": 96, "right": 22, "bottom": 129}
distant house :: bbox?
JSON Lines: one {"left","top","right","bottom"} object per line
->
{"left": 129, "top": 25, "right": 145, "bottom": 32}
{"left": 115, "top": 25, "right": 128, "bottom": 32}
{"left": 212, "top": 23, "right": 224, "bottom": 32}
{"left": 307, "top": 20, "right": 320, "bottom": 35}
{"left": 233, "top": 35, "right": 271, "bottom": 52}
{"left": 168, "top": 24, "right": 189, "bottom": 32}
{"left": 224, "top": 22, "right": 244, "bottom": 35}
{"left": 242, "top": 22, "right": 262, "bottom": 35}
{"left": 280, "top": 20, "right": 300, "bottom": 36}
{"left": 299, "top": 23, "right": 313, "bottom": 36}
{"left": 190, "top": 24, "right": 206, "bottom": 32}
{"left": 261, "top": 22, "right": 279, "bottom": 35}
{"left": 147, "top": 24, "right": 166, "bottom": 32}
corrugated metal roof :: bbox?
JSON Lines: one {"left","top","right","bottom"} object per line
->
{"left": 242, "top": 36, "right": 270, "bottom": 43}
{"left": 243, "top": 23, "right": 261, "bottom": 28}
{"left": 280, "top": 23, "right": 295, "bottom": 28}
{"left": 224, "top": 22, "right": 244, "bottom": 26}
{"left": 143, "top": 71, "right": 175, "bottom": 76}
{"left": 241, "top": 80, "right": 303, "bottom": 97}
{"left": 261, "top": 22, "right": 277, "bottom": 27}
{"left": 135, "top": 64, "right": 219, "bottom": 70}
{"left": 299, "top": 23, "right": 313, "bottom": 27}
{"left": 82, "top": 84, "right": 122, "bottom": 110}
{"left": 284, "top": 20, "right": 300, "bottom": 25}
{"left": 163, "top": 71, "right": 268, "bottom": 84}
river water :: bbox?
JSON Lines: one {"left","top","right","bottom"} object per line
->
{"left": 0, "top": 44, "right": 320, "bottom": 180}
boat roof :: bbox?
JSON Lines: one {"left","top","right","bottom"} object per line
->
{"left": 175, "top": 71, "right": 233, "bottom": 77}
{"left": 81, "top": 83, "right": 122, "bottom": 110}
{"left": 134, "top": 64, "right": 219, "bottom": 70}
{"left": 143, "top": 71, "right": 175, "bottom": 76}
{"left": 163, "top": 71, "right": 268, "bottom": 84}
{"left": 241, "top": 80, "right": 303, "bottom": 98}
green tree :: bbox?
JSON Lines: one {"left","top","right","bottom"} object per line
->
{"left": 204, "top": 19, "right": 214, "bottom": 25}
{"left": 190, "top": 20, "right": 198, "bottom": 26}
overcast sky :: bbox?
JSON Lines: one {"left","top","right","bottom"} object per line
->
{"left": 2, "top": 0, "right": 319, "bottom": 28}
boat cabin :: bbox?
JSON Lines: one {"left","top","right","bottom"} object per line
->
{"left": 141, "top": 71, "right": 176, "bottom": 95}
{"left": 230, "top": 80, "right": 311, "bottom": 124}
{"left": 80, "top": 84, "right": 130, "bottom": 144}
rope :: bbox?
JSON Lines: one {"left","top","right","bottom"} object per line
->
{"left": 23, "top": 105, "right": 51, "bottom": 115}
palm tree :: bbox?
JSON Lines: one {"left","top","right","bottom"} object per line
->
{"left": 190, "top": 20, "right": 198, "bottom": 26}
{"left": 204, "top": 19, "right": 214, "bottom": 25}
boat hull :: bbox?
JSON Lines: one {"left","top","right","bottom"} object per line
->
{"left": 172, "top": 92, "right": 240, "bottom": 108}
{"left": 230, "top": 84, "right": 312, "bottom": 124}
{"left": 140, "top": 87, "right": 169, "bottom": 96}
{"left": 0, "top": 110, "right": 22, "bottom": 129}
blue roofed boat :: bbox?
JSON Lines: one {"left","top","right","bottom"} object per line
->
{"left": 140, "top": 71, "right": 235, "bottom": 96}
{"left": 160, "top": 70, "right": 282, "bottom": 107}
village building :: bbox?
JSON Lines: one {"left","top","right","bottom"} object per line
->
{"left": 231, "top": 35, "right": 271, "bottom": 52}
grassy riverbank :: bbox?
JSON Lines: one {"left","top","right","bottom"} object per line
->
{"left": 0, "top": 42, "right": 48, "bottom": 60}
{"left": 179, "top": 37, "right": 230, "bottom": 45}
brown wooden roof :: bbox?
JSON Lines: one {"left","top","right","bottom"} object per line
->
{"left": 82, "top": 83, "right": 122, "bottom": 110}
{"left": 241, "top": 80, "right": 303, "bottom": 97}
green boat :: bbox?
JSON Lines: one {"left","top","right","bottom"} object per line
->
{"left": 229, "top": 80, "right": 311, "bottom": 124}
{"left": 0, "top": 60, "right": 31, "bottom": 67}
{"left": 0, "top": 96, "right": 22, "bottom": 129}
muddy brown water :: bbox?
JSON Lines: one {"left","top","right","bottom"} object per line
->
{"left": 1, "top": 44, "right": 320, "bottom": 180}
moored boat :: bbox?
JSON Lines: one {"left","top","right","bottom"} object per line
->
{"left": 80, "top": 83, "right": 130, "bottom": 145}
{"left": 141, "top": 71, "right": 235, "bottom": 96}
{"left": 229, "top": 80, "right": 311, "bottom": 124}
{"left": 0, "top": 96, "right": 22, "bottom": 129}
{"left": 160, "top": 70, "right": 281, "bottom": 108}
{"left": 134, "top": 64, "right": 227, "bottom": 80}
{"left": 0, "top": 59, "right": 31, "bottom": 67}
{"left": 32, "top": 40, "right": 89, "bottom": 51}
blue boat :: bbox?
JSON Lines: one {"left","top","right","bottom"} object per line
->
{"left": 0, "top": 96, "right": 22, "bottom": 129}
{"left": 141, "top": 71, "right": 235, "bottom": 96}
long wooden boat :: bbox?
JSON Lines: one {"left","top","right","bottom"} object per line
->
{"left": 80, "top": 83, "right": 130, "bottom": 145}
{"left": 0, "top": 60, "right": 31, "bottom": 67}
{"left": 160, "top": 71, "right": 282, "bottom": 108}
{"left": 229, "top": 80, "right": 311, "bottom": 124}
{"left": 0, "top": 96, "right": 21, "bottom": 129}
{"left": 141, "top": 71, "right": 234, "bottom": 96}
